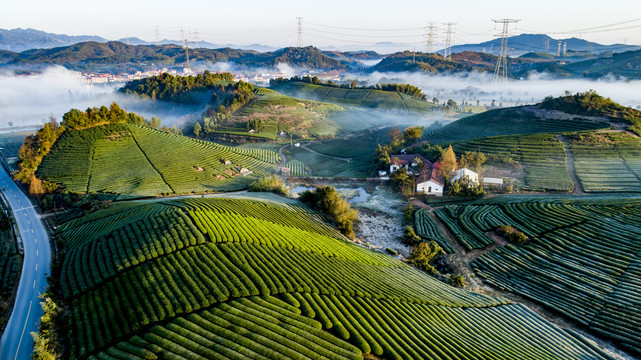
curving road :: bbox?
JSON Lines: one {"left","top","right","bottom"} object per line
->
{"left": 0, "top": 164, "right": 50, "bottom": 360}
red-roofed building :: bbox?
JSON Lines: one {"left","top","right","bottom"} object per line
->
{"left": 389, "top": 154, "right": 431, "bottom": 174}
{"left": 416, "top": 162, "right": 444, "bottom": 196}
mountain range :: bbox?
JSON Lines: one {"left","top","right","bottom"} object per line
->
{"left": 2, "top": 28, "right": 639, "bottom": 56}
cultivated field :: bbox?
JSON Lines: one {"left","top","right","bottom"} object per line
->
{"left": 37, "top": 124, "right": 280, "bottom": 196}
{"left": 434, "top": 195, "right": 641, "bottom": 355}
{"left": 55, "top": 197, "right": 613, "bottom": 360}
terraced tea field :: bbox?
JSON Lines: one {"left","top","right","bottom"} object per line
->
{"left": 435, "top": 195, "right": 641, "bottom": 355}
{"left": 56, "top": 197, "right": 614, "bottom": 360}
{"left": 452, "top": 133, "right": 574, "bottom": 191}
{"left": 424, "top": 106, "right": 607, "bottom": 143}
{"left": 37, "top": 124, "right": 280, "bottom": 196}
{"left": 569, "top": 132, "right": 641, "bottom": 192}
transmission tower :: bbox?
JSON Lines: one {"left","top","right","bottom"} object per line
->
{"left": 425, "top": 22, "right": 438, "bottom": 53}
{"left": 442, "top": 23, "right": 456, "bottom": 60}
{"left": 563, "top": 41, "right": 567, "bottom": 55}
{"left": 296, "top": 17, "right": 304, "bottom": 47}
{"left": 155, "top": 26, "right": 160, "bottom": 43}
{"left": 492, "top": 19, "right": 520, "bottom": 85}
{"left": 556, "top": 40, "right": 562, "bottom": 57}
{"left": 180, "top": 27, "right": 190, "bottom": 71}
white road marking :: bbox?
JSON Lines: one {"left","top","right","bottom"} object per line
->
{"left": 31, "top": 229, "right": 34, "bottom": 233}
{"left": 36, "top": 250, "right": 38, "bottom": 256}
{"left": 35, "top": 264, "right": 38, "bottom": 271}
{"left": 34, "top": 238, "right": 37, "bottom": 244}
{"left": 33, "top": 280, "right": 35, "bottom": 289}
{"left": 14, "top": 300, "right": 32, "bottom": 360}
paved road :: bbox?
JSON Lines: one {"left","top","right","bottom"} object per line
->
{"left": 0, "top": 165, "right": 50, "bottom": 360}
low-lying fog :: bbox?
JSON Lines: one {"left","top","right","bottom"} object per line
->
{"left": 1, "top": 66, "right": 640, "bottom": 132}
{"left": 354, "top": 71, "right": 641, "bottom": 109}
{"left": 0, "top": 66, "right": 204, "bottom": 131}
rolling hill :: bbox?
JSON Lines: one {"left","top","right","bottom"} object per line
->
{"left": 269, "top": 80, "right": 437, "bottom": 114}
{"left": 423, "top": 105, "right": 609, "bottom": 143}
{"left": 36, "top": 123, "right": 280, "bottom": 196}
{"left": 53, "top": 195, "right": 616, "bottom": 360}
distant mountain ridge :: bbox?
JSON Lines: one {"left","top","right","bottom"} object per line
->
{"left": 448, "top": 34, "right": 640, "bottom": 56}
{"left": 0, "top": 28, "right": 107, "bottom": 52}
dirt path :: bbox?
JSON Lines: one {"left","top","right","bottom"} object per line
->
{"left": 276, "top": 145, "right": 288, "bottom": 173}
{"left": 300, "top": 143, "right": 352, "bottom": 162}
{"left": 556, "top": 134, "right": 585, "bottom": 195}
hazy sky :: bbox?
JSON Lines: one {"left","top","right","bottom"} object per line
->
{"left": 3, "top": 0, "right": 641, "bottom": 48}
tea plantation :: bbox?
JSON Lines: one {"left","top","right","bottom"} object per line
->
{"left": 435, "top": 195, "right": 641, "bottom": 355}
{"left": 37, "top": 124, "right": 280, "bottom": 196}
{"left": 56, "top": 197, "right": 616, "bottom": 360}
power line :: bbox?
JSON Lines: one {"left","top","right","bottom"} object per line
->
{"left": 492, "top": 19, "right": 520, "bottom": 85}
{"left": 305, "top": 22, "right": 423, "bottom": 31}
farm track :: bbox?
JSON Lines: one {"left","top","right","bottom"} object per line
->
{"left": 556, "top": 134, "right": 585, "bottom": 194}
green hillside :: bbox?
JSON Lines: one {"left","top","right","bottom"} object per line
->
{"left": 37, "top": 124, "right": 280, "bottom": 196}
{"left": 424, "top": 106, "right": 608, "bottom": 143}
{"left": 269, "top": 81, "right": 437, "bottom": 114}
{"left": 433, "top": 195, "right": 641, "bottom": 355}
{"left": 55, "top": 196, "right": 614, "bottom": 360}
{"left": 450, "top": 133, "right": 574, "bottom": 192}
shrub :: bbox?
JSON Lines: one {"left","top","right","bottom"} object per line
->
{"left": 497, "top": 225, "right": 528, "bottom": 244}
{"left": 401, "top": 226, "right": 422, "bottom": 245}
{"left": 450, "top": 274, "right": 467, "bottom": 288}
{"left": 407, "top": 241, "right": 443, "bottom": 274}
{"left": 248, "top": 175, "right": 289, "bottom": 196}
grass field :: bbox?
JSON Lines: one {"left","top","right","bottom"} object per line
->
{"left": 214, "top": 88, "right": 345, "bottom": 139}
{"left": 424, "top": 106, "right": 609, "bottom": 143}
{"left": 569, "top": 132, "right": 641, "bottom": 192}
{"left": 37, "top": 124, "right": 280, "bottom": 196}
{"left": 434, "top": 195, "right": 641, "bottom": 355}
{"left": 270, "top": 81, "right": 437, "bottom": 114}
{"left": 55, "top": 196, "right": 614, "bottom": 360}
{"left": 451, "top": 133, "right": 574, "bottom": 192}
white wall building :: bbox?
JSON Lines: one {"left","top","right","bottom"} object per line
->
{"left": 451, "top": 168, "right": 479, "bottom": 185}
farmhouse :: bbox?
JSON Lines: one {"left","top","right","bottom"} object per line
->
{"left": 416, "top": 164, "right": 444, "bottom": 196}
{"left": 389, "top": 154, "right": 431, "bottom": 174}
{"left": 452, "top": 168, "right": 479, "bottom": 185}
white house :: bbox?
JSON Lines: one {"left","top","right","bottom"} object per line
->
{"left": 416, "top": 164, "right": 444, "bottom": 197}
{"left": 451, "top": 168, "right": 479, "bottom": 185}
{"left": 389, "top": 154, "right": 431, "bottom": 174}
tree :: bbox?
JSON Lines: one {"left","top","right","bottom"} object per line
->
{"left": 408, "top": 241, "right": 443, "bottom": 274}
{"left": 299, "top": 186, "right": 358, "bottom": 238}
{"left": 391, "top": 168, "right": 413, "bottom": 195}
{"left": 150, "top": 116, "right": 162, "bottom": 129}
{"left": 403, "top": 126, "right": 424, "bottom": 142}
{"left": 459, "top": 151, "right": 486, "bottom": 173}
{"left": 193, "top": 122, "right": 202, "bottom": 138}
{"left": 438, "top": 145, "right": 457, "bottom": 181}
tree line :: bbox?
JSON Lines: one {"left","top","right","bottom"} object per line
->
{"left": 15, "top": 103, "right": 149, "bottom": 193}
{"left": 271, "top": 76, "right": 427, "bottom": 100}
{"left": 119, "top": 71, "right": 235, "bottom": 104}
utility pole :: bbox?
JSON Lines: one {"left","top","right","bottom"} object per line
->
{"left": 442, "top": 22, "right": 456, "bottom": 60}
{"left": 155, "top": 26, "right": 160, "bottom": 44}
{"left": 425, "top": 22, "right": 438, "bottom": 53}
{"left": 492, "top": 19, "right": 520, "bottom": 85}
{"left": 180, "top": 27, "right": 190, "bottom": 71}
{"left": 194, "top": 29, "right": 199, "bottom": 47}
{"left": 296, "top": 17, "right": 304, "bottom": 47}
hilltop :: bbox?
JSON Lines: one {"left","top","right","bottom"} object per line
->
{"left": 48, "top": 195, "right": 615, "bottom": 360}
{"left": 423, "top": 91, "right": 640, "bottom": 143}
{"left": 269, "top": 78, "right": 437, "bottom": 114}
{"left": 120, "top": 73, "right": 348, "bottom": 139}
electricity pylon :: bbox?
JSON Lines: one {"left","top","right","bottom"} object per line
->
{"left": 492, "top": 19, "right": 520, "bottom": 85}
{"left": 442, "top": 22, "right": 456, "bottom": 60}
{"left": 296, "top": 17, "right": 303, "bottom": 47}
